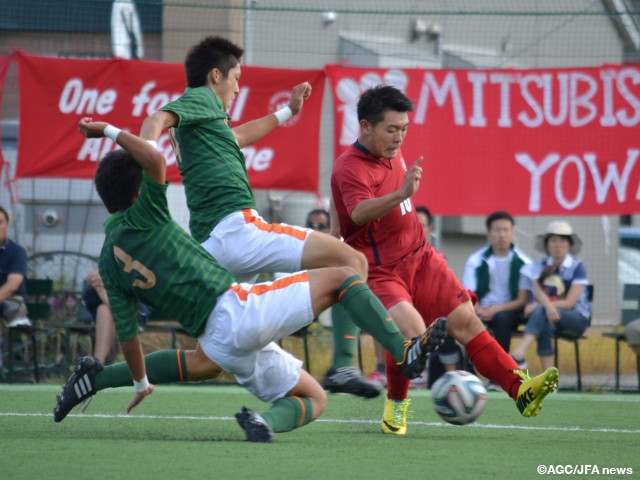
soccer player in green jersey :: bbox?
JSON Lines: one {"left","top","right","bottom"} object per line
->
{"left": 53, "top": 118, "right": 448, "bottom": 443}
{"left": 140, "top": 35, "right": 382, "bottom": 398}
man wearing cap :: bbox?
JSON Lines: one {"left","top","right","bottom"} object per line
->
{"left": 510, "top": 221, "right": 591, "bottom": 372}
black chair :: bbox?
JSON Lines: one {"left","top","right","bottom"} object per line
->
{"left": 7, "top": 279, "right": 53, "bottom": 382}
{"left": 143, "top": 307, "right": 189, "bottom": 350}
{"left": 553, "top": 284, "right": 593, "bottom": 392}
{"left": 602, "top": 283, "right": 640, "bottom": 392}
{"left": 58, "top": 299, "right": 96, "bottom": 367}
{"left": 278, "top": 324, "right": 312, "bottom": 373}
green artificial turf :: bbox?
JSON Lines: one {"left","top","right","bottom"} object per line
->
{"left": 1, "top": 384, "right": 638, "bottom": 480}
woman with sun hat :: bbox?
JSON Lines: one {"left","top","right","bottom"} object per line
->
{"left": 510, "top": 221, "right": 592, "bottom": 373}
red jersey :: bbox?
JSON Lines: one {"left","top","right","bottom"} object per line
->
{"left": 332, "top": 141, "right": 425, "bottom": 266}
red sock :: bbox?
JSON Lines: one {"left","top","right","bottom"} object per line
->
{"left": 385, "top": 351, "right": 409, "bottom": 401}
{"left": 465, "top": 330, "right": 522, "bottom": 400}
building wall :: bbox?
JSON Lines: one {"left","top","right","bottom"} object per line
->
{"left": 1, "top": 0, "right": 633, "bottom": 323}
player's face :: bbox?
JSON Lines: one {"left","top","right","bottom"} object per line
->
{"left": 487, "top": 219, "right": 514, "bottom": 255}
{"left": 364, "top": 110, "right": 409, "bottom": 159}
{"left": 215, "top": 63, "right": 241, "bottom": 111}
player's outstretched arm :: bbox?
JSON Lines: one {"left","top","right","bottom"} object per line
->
{"left": 78, "top": 117, "right": 166, "bottom": 185}
{"left": 119, "top": 336, "right": 154, "bottom": 413}
{"left": 140, "top": 110, "right": 179, "bottom": 142}
{"left": 232, "top": 81, "right": 312, "bottom": 148}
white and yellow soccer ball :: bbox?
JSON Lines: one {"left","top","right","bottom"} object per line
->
{"left": 431, "top": 370, "right": 488, "bottom": 426}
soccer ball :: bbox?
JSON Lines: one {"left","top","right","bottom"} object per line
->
{"left": 431, "top": 370, "right": 488, "bottom": 426}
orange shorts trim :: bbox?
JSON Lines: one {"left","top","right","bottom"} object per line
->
{"left": 242, "top": 209, "right": 307, "bottom": 240}
{"left": 228, "top": 271, "right": 310, "bottom": 301}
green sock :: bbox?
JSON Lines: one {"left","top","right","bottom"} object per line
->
{"left": 261, "top": 396, "right": 313, "bottom": 433}
{"left": 330, "top": 303, "right": 360, "bottom": 370}
{"left": 338, "top": 275, "right": 406, "bottom": 362}
{"left": 94, "top": 349, "right": 187, "bottom": 391}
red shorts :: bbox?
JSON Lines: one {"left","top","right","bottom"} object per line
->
{"left": 367, "top": 243, "right": 470, "bottom": 327}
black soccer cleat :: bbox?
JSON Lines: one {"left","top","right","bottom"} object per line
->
{"left": 397, "top": 316, "right": 448, "bottom": 379}
{"left": 235, "top": 406, "right": 275, "bottom": 443}
{"left": 53, "top": 356, "right": 103, "bottom": 422}
{"left": 321, "top": 366, "right": 382, "bottom": 399}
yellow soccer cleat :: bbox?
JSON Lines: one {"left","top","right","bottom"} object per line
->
{"left": 380, "top": 397, "right": 412, "bottom": 435}
{"left": 515, "top": 367, "right": 559, "bottom": 417}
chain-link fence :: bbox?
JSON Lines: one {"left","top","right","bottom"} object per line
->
{"left": 2, "top": 1, "right": 640, "bottom": 388}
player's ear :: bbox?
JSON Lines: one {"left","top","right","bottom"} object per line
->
{"left": 208, "top": 68, "right": 222, "bottom": 85}
{"left": 360, "top": 119, "right": 372, "bottom": 135}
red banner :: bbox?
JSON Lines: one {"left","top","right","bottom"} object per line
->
{"left": 15, "top": 51, "right": 324, "bottom": 192}
{"left": 0, "top": 55, "right": 12, "bottom": 171}
{"left": 326, "top": 64, "right": 640, "bottom": 215}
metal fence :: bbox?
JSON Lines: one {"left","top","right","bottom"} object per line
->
{"left": 2, "top": 2, "right": 640, "bottom": 385}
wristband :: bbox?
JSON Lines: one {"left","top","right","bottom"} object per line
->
{"left": 104, "top": 125, "right": 121, "bottom": 142}
{"left": 133, "top": 375, "right": 150, "bottom": 393}
{"left": 146, "top": 140, "right": 158, "bottom": 149}
{"left": 274, "top": 106, "right": 293, "bottom": 125}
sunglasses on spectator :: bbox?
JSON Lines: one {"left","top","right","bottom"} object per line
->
{"left": 306, "top": 222, "right": 328, "bottom": 230}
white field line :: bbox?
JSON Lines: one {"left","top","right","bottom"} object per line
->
{"left": 1, "top": 411, "right": 639, "bottom": 434}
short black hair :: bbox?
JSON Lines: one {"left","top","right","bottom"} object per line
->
{"left": 184, "top": 35, "right": 245, "bottom": 88}
{"left": 94, "top": 150, "right": 143, "bottom": 214}
{"left": 357, "top": 85, "right": 414, "bottom": 126}
{"left": 485, "top": 211, "right": 514, "bottom": 231}
{"left": 0, "top": 206, "right": 8, "bottom": 223}
{"left": 306, "top": 208, "right": 330, "bottom": 227}
{"left": 416, "top": 205, "right": 432, "bottom": 226}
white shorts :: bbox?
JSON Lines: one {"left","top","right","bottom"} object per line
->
{"left": 197, "top": 272, "right": 314, "bottom": 404}
{"left": 200, "top": 209, "right": 311, "bottom": 282}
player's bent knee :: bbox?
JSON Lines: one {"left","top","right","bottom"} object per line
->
{"left": 347, "top": 248, "right": 368, "bottom": 278}
{"left": 447, "top": 302, "right": 485, "bottom": 344}
{"left": 310, "top": 388, "right": 327, "bottom": 420}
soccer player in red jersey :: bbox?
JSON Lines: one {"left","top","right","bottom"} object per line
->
{"left": 331, "top": 85, "right": 559, "bottom": 435}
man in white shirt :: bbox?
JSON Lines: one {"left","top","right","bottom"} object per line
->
{"left": 463, "top": 211, "right": 531, "bottom": 356}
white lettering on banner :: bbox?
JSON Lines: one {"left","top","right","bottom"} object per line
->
{"left": 516, "top": 149, "right": 640, "bottom": 211}
{"left": 131, "top": 81, "right": 182, "bottom": 117}
{"left": 555, "top": 155, "right": 586, "bottom": 210}
{"left": 601, "top": 69, "right": 617, "bottom": 126}
{"left": 77, "top": 138, "right": 104, "bottom": 161}
{"left": 517, "top": 74, "right": 544, "bottom": 127}
{"left": 59, "top": 78, "right": 117, "bottom": 115}
{"left": 76, "top": 137, "right": 121, "bottom": 161}
{"left": 571, "top": 72, "right": 598, "bottom": 127}
{"left": 468, "top": 72, "right": 487, "bottom": 127}
{"left": 414, "top": 72, "right": 466, "bottom": 125}
{"left": 241, "top": 147, "right": 273, "bottom": 171}
{"left": 543, "top": 73, "right": 568, "bottom": 126}
{"left": 408, "top": 68, "right": 640, "bottom": 128}
{"left": 76, "top": 135, "right": 178, "bottom": 167}
{"left": 491, "top": 73, "right": 516, "bottom": 127}
{"left": 584, "top": 150, "right": 639, "bottom": 202}
{"left": 615, "top": 68, "right": 640, "bottom": 126}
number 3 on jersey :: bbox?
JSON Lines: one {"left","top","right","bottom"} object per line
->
{"left": 113, "top": 246, "right": 156, "bottom": 289}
